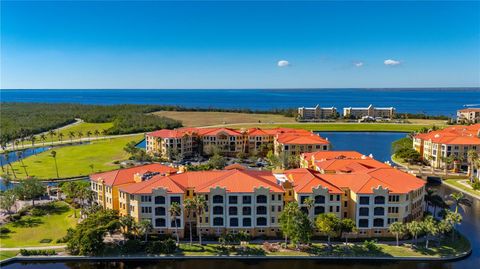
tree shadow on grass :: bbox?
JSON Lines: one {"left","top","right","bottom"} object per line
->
{"left": 11, "top": 217, "right": 43, "bottom": 228}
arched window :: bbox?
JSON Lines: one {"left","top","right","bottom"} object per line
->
{"left": 171, "top": 219, "right": 181, "bottom": 227}
{"left": 243, "top": 207, "right": 252, "bottom": 215}
{"left": 314, "top": 206, "right": 325, "bottom": 215}
{"left": 358, "top": 219, "right": 368, "bottom": 228}
{"left": 213, "top": 217, "right": 224, "bottom": 226}
{"left": 213, "top": 195, "right": 224, "bottom": 204}
{"left": 314, "top": 195, "right": 325, "bottom": 204}
{"left": 230, "top": 218, "right": 238, "bottom": 227}
{"left": 213, "top": 206, "right": 223, "bottom": 215}
{"left": 257, "top": 217, "right": 267, "bottom": 226}
{"left": 228, "top": 207, "right": 237, "bottom": 215}
{"left": 374, "top": 207, "right": 385, "bottom": 216}
{"left": 256, "top": 206, "right": 267, "bottom": 215}
{"left": 155, "top": 218, "right": 166, "bottom": 227}
{"left": 155, "top": 207, "right": 166, "bottom": 216}
{"left": 359, "top": 207, "right": 369, "bottom": 216}
{"left": 154, "top": 196, "right": 165, "bottom": 204}
{"left": 374, "top": 196, "right": 385, "bottom": 204}
{"left": 256, "top": 195, "right": 267, "bottom": 204}
{"left": 373, "top": 218, "right": 384, "bottom": 227}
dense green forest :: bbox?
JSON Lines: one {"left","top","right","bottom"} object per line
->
{"left": 0, "top": 102, "right": 296, "bottom": 144}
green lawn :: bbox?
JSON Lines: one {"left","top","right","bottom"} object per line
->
{"left": 229, "top": 123, "right": 442, "bottom": 133}
{"left": 445, "top": 178, "right": 480, "bottom": 197}
{"left": 0, "top": 202, "right": 78, "bottom": 248}
{"left": 9, "top": 135, "right": 143, "bottom": 180}
{"left": 31, "top": 122, "right": 114, "bottom": 144}
{"left": 0, "top": 251, "right": 18, "bottom": 261}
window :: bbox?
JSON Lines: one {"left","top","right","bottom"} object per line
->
{"left": 314, "top": 206, "right": 325, "bottom": 215}
{"left": 141, "top": 207, "right": 152, "bottom": 214}
{"left": 359, "top": 219, "right": 369, "bottom": 228}
{"left": 388, "top": 207, "right": 399, "bottom": 214}
{"left": 243, "top": 196, "right": 252, "bottom": 204}
{"left": 171, "top": 219, "right": 181, "bottom": 227}
{"left": 155, "top": 218, "right": 166, "bottom": 227}
{"left": 213, "top": 217, "right": 224, "bottom": 226}
{"left": 213, "top": 195, "right": 223, "bottom": 204}
{"left": 243, "top": 207, "right": 252, "bottom": 215}
{"left": 359, "top": 207, "right": 369, "bottom": 216}
{"left": 278, "top": 205, "right": 282, "bottom": 211}
{"left": 243, "top": 218, "right": 252, "bottom": 227}
{"left": 336, "top": 195, "right": 340, "bottom": 201}
{"left": 229, "top": 207, "right": 238, "bottom": 215}
{"left": 271, "top": 217, "right": 275, "bottom": 224}
{"left": 141, "top": 196, "right": 152, "bottom": 203}
{"left": 344, "top": 201, "right": 348, "bottom": 207}
{"left": 256, "top": 206, "right": 267, "bottom": 215}
{"left": 155, "top": 207, "right": 166, "bottom": 216}
{"left": 170, "top": 196, "right": 181, "bottom": 204}
{"left": 374, "top": 207, "right": 385, "bottom": 216}
{"left": 271, "top": 194, "right": 275, "bottom": 201}
{"left": 336, "top": 206, "right": 340, "bottom": 212}
{"left": 314, "top": 195, "right": 325, "bottom": 204}
{"left": 388, "top": 195, "right": 400, "bottom": 202}
{"left": 257, "top": 217, "right": 267, "bottom": 226}
{"left": 300, "top": 207, "right": 308, "bottom": 215}
{"left": 278, "top": 194, "right": 282, "bottom": 200}
{"left": 271, "top": 206, "right": 275, "bottom": 212}
{"left": 300, "top": 196, "right": 309, "bottom": 204}
{"left": 256, "top": 195, "right": 267, "bottom": 204}
{"left": 213, "top": 206, "right": 223, "bottom": 215}
{"left": 359, "top": 197, "right": 370, "bottom": 205}
{"left": 228, "top": 196, "right": 238, "bottom": 204}
{"left": 155, "top": 196, "right": 165, "bottom": 204}
{"left": 374, "top": 196, "right": 385, "bottom": 205}
{"left": 373, "top": 218, "right": 384, "bottom": 227}
{"left": 230, "top": 218, "right": 239, "bottom": 227}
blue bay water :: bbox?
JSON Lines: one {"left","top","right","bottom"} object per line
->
{"left": 1, "top": 89, "right": 479, "bottom": 115}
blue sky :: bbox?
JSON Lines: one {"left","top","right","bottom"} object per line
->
{"left": 1, "top": 1, "right": 479, "bottom": 89}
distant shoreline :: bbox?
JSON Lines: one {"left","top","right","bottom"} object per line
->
{"left": 1, "top": 87, "right": 479, "bottom": 91}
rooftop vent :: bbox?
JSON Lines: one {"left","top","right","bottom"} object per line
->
{"left": 141, "top": 171, "right": 161, "bottom": 181}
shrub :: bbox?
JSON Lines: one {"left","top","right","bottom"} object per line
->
{"left": 472, "top": 181, "right": 480, "bottom": 191}
{"left": 120, "top": 239, "right": 145, "bottom": 254}
{"left": 145, "top": 238, "right": 177, "bottom": 254}
{"left": 362, "top": 239, "right": 380, "bottom": 251}
{"left": 0, "top": 227, "right": 11, "bottom": 234}
{"left": 31, "top": 208, "right": 47, "bottom": 217}
{"left": 19, "top": 249, "right": 56, "bottom": 256}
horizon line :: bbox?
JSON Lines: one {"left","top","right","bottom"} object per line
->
{"left": 1, "top": 87, "right": 480, "bottom": 91}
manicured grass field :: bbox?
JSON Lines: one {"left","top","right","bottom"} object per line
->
{"left": 230, "top": 123, "right": 442, "bottom": 132}
{"left": 0, "top": 202, "right": 77, "bottom": 248}
{"left": 9, "top": 135, "right": 143, "bottom": 180}
{"left": 31, "top": 122, "right": 114, "bottom": 144}
{"left": 0, "top": 250, "right": 18, "bottom": 261}
{"left": 152, "top": 111, "right": 296, "bottom": 127}
{"left": 445, "top": 178, "right": 480, "bottom": 197}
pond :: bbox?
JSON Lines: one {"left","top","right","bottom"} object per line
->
{"left": 0, "top": 146, "right": 51, "bottom": 166}
{"left": 3, "top": 131, "right": 479, "bottom": 268}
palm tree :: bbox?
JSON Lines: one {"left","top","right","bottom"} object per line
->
{"left": 430, "top": 194, "right": 447, "bottom": 217}
{"left": 89, "top": 164, "right": 94, "bottom": 173}
{"left": 422, "top": 216, "right": 438, "bottom": 249}
{"left": 86, "top": 131, "right": 92, "bottom": 141}
{"left": 467, "top": 149, "right": 479, "bottom": 183}
{"left": 119, "top": 215, "right": 136, "bottom": 239}
{"left": 58, "top": 133, "right": 64, "bottom": 143}
{"left": 445, "top": 210, "right": 462, "bottom": 241}
{"left": 441, "top": 155, "right": 455, "bottom": 179}
{"left": 303, "top": 197, "right": 314, "bottom": 218}
{"left": 40, "top": 134, "right": 47, "bottom": 146}
{"left": 169, "top": 202, "right": 181, "bottom": 244}
{"left": 138, "top": 219, "right": 152, "bottom": 242}
{"left": 77, "top": 131, "right": 84, "bottom": 141}
{"left": 193, "top": 195, "right": 207, "bottom": 245}
{"left": 51, "top": 150, "right": 59, "bottom": 179}
{"left": 184, "top": 198, "right": 196, "bottom": 245}
{"left": 447, "top": 192, "right": 471, "bottom": 213}
{"left": 94, "top": 129, "right": 100, "bottom": 139}
{"left": 4, "top": 151, "right": 17, "bottom": 179}
{"left": 29, "top": 135, "right": 36, "bottom": 147}
{"left": 424, "top": 188, "right": 436, "bottom": 212}
{"left": 48, "top": 130, "right": 57, "bottom": 145}
{"left": 389, "top": 222, "right": 406, "bottom": 246}
{"left": 101, "top": 129, "right": 108, "bottom": 137}
{"left": 68, "top": 131, "right": 75, "bottom": 143}
{"left": 406, "top": 220, "right": 423, "bottom": 247}
{"left": 16, "top": 151, "right": 28, "bottom": 177}
{"left": 0, "top": 152, "right": 5, "bottom": 173}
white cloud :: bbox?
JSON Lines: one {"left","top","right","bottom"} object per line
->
{"left": 354, "top": 61, "right": 364, "bottom": 67}
{"left": 384, "top": 59, "right": 401, "bottom": 66}
{"left": 277, "top": 60, "right": 290, "bottom": 67}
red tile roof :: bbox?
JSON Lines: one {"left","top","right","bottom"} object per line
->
{"left": 413, "top": 124, "right": 480, "bottom": 145}
{"left": 90, "top": 163, "right": 177, "bottom": 186}
{"left": 302, "top": 151, "right": 367, "bottom": 161}
{"left": 276, "top": 133, "right": 330, "bottom": 145}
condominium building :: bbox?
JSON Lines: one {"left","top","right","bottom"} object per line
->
{"left": 146, "top": 127, "right": 330, "bottom": 160}
{"left": 343, "top": 104, "right": 396, "bottom": 119}
{"left": 457, "top": 108, "right": 480, "bottom": 124}
{"left": 413, "top": 124, "right": 480, "bottom": 171}
{"left": 90, "top": 151, "right": 425, "bottom": 239}
{"left": 89, "top": 164, "right": 177, "bottom": 210}
{"left": 298, "top": 105, "right": 337, "bottom": 120}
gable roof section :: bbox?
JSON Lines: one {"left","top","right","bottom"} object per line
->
{"left": 276, "top": 133, "right": 329, "bottom": 145}
{"left": 90, "top": 163, "right": 177, "bottom": 186}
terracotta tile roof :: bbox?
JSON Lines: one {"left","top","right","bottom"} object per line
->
{"left": 90, "top": 163, "right": 177, "bottom": 186}
{"left": 314, "top": 159, "right": 389, "bottom": 173}
{"left": 413, "top": 124, "right": 480, "bottom": 145}
{"left": 276, "top": 133, "right": 329, "bottom": 145}
{"left": 458, "top": 108, "right": 480, "bottom": 113}
{"left": 302, "top": 151, "right": 367, "bottom": 161}
{"left": 119, "top": 169, "right": 284, "bottom": 194}
{"left": 225, "top": 163, "right": 248, "bottom": 170}
{"left": 199, "top": 128, "right": 243, "bottom": 136}
{"left": 285, "top": 169, "right": 344, "bottom": 194}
